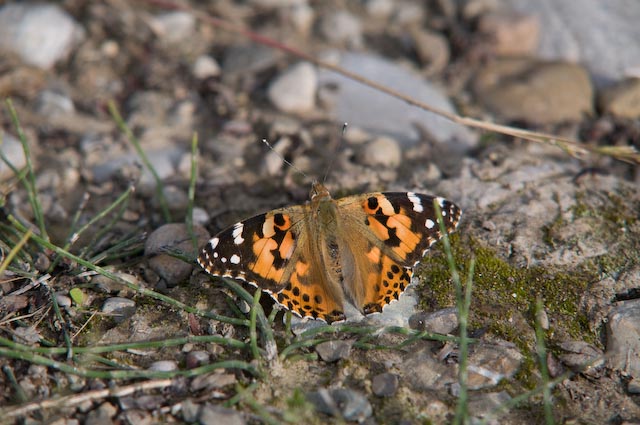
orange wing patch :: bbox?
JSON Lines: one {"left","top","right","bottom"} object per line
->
{"left": 276, "top": 263, "right": 346, "bottom": 323}
{"left": 362, "top": 253, "right": 412, "bottom": 315}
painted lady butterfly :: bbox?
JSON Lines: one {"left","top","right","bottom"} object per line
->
{"left": 198, "top": 182, "right": 461, "bottom": 323}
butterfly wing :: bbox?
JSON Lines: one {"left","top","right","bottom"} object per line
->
{"left": 336, "top": 192, "right": 461, "bottom": 314}
{"left": 198, "top": 206, "right": 347, "bottom": 322}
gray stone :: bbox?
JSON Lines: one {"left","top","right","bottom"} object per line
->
{"left": 307, "top": 388, "right": 373, "bottom": 422}
{"left": 193, "top": 55, "right": 221, "bottom": 79}
{"left": 411, "top": 29, "right": 450, "bottom": 76}
{"left": 467, "top": 341, "right": 523, "bottom": 390}
{"left": 607, "top": 299, "right": 640, "bottom": 379}
{"left": 318, "top": 11, "right": 363, "bottom": 47}
{"left": 181, "top": 399, "right": 201, "bottom": 422}
{"left": 54, "top": 293, "right": 72, "bottom": 309}
{"left": 148, "top": 360, "right": 178, "bottom": 372}
{"left": 468, "top": 391, "right": 512, "bottom": 423}
{"left": 365, "top": 0, "right": 395, "bottom": 19}
{"left": 359, "top": 136, "right": 402, "bottom": 168}
{"left": 0, "top": 133, "right": 27, "bottom": 180}
{"left": 409, "top": 308, "right": 458, "bottom": 335}
{"left": 315, "top": 340, "right": 353, "bottom": 362}
{"left": 0, "top": 3, "right": 84, "bottom": 69}
{"left": 558, "top": 341, "right": 604, "bottom": 375}
{"left": 85, "top": 402, "right": 117, "bottom": 425}
{"left": 118, "top": 410, "right": 151, "bottom": 425}
{"left": 149, "top": 11, "right": 196, "bottom": 44}
{"left": 372, "top": 372, "right": 399, "bottom": 397}
{"left": 37, "top": 90, "right": 75, "bottom": 116}
{"left": 477, "top": 10, "right": 540, "bottom": 56}
{"left": 145, "top": 223, "right": 210, "bottom": 287}
{"left": 318, "top": 52, "right": 477, "bottom": 148}
{"left": 474, "top": 60, "right": 593, "bottom": 124}
{"left": 628, "top": 378, "right": 640, "bottom": 394}
{"left": 101, "top": 297, "right": 136, "bottom": 322}
{"left": 186, "top": 350, "right": 210, "bottom": 369}
{"left": 199, "top": 404, "right": 245, "bottom": 425}
{"left": 268, "top": 62, "right": 317, "bottom": 113}
{"left": 599, "top": 77, "right": 640, "bottom": 118}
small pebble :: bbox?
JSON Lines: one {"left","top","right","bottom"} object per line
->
{"left": 198, "top": 404, "right": 245, "bottom": 425}
{"left": 409, "top": 308, "right": 458, "bottom": 334}
{"left": 365, "top": 0, "right": 395, "bottom": 19}
{"left": 84, "top": 402, "right": 117, "bottom": 425}
{"left": 289, "top": 3, "right": 314, "bottom": 34}
{"left": 628, "top": 378, "right": 640, "bottom": 394}
{"left": 150, "top": 11, "right": 196, "bottom": 44}
{"left": 319, "top": 11, "right": 363, "bottom": 47}
{"left": 148, "top": 360, "right": 178, "bottom": 372}
{"left": 0, "top": 3, "right": 84, "bottom": 69}
{"left": 54, "top": 292, "right": 72, "bottom": 309}
{"left": 101, "top": 297, "right": 136, "bottom": 322}
{"left": 267, "top": 62, "right": 317, "bottom": 113}
{"left": 186, "top": 351, "right": 210, "bottom": 369}
{"left": 193, "top": 55, "right": 221, "bottom": 79}
{"left": 478, "top": 11, "right": 540, "bottom": 56}
{"left": 599, "top": 77, "right": 640, "bottom": 118}
{"left": 307, "top": 388, "right": 373, "bottom": 422}
{"left": 372, "top": 372, "right": 399, "bottom": 397}
{"left": 181, "top": 399, "right": 201, "bottom": 422}
{"left": 315, "top": 340, "right": 353, "bottom": 362}
{"left": 145, "top": 223, "right": 210, "bottom": 288}
{"left": 360, "top": 136, "right": 402, "bottom": 168}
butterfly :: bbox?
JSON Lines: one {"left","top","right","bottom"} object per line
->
{"left": 198, "top": 181, "right": 461, "bottom": 323}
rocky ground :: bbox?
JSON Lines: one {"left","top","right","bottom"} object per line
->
{"left": 0, "top": 1, "right": 639, "bottom": 424}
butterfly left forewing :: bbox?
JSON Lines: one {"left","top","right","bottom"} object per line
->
{"left": 198, "top": 204, "right": 348, "bottom": 323}
{"left": 198, "top": 208, "right": 302, "bottom": 295}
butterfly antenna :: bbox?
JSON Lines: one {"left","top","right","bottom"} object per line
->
{"left": 262, "top": 138, "right": 309, "bottom": 180}
{"left": 322, "top": 122, "right": 348, "bottom": 184}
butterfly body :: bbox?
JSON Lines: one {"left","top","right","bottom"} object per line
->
{"left": 198, "top": 182, "right": 461, "bottom": 323}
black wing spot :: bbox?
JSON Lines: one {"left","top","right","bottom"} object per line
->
{"left": 367, "top": 197, "right": 379, "bottom": 210}
{"left": 274, "top": 213, "right": 286, "bottom": 227}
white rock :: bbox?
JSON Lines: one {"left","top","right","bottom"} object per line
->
{"left": 360, "top": 136, "right": 402, "bottom": 168}
{"left": 0, "top": 133, "right": 27, "bottom": 180}
{"left": 149, "top": 11, "right": 196, "bottom": 44}
{"left": 365, "top": 0, "right": 395, "bottom": 18}
{"left": 193, "top": 55, "right": 221, "bottom": 79}
{"left": 268, "top": 62, "right": 317, "bottom": 113}
{"left": 319, "top": 11, "right": 363, "bottom": 47}
{"left": 318, "top": 52, "right": 477, "bottom": 148}
{"left": 0, "top": 3, "right": 85, "bottom": 69}
{"left": 289, "top": 3, "right": 314, "bottom": 34}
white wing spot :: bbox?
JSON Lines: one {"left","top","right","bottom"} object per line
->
{"left": 437, "top": 197, "right": 446, "bottom": 208}
{"left": 230, "top": 254, "right": 241, "bottom": 264}
{"left": 232, "top": 222, "right": 245, "bottom": 245}
{"left": 213, "top": 252, "right": 219, "bottom": 258}
{"left": 407, "top": 192, "right": 423, "bottom": 213}
{"left": 209, "top": 237, "right": 219, "bottom": 249}
{"left": 221, "top": 257, "right": 227, "bottom": 263}
{"left": 425, "top": 219, "right": 435, "bottom": 229}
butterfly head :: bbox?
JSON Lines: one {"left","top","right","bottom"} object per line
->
{"left": 310, "top": 181, "right": 332, "bottom": 202}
